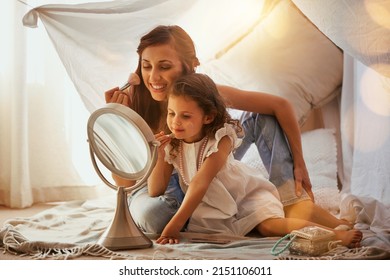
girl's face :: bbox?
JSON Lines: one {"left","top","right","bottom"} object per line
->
{"left": 141, "top": 44, "right": 184, "bottom": 102}
{"left": 167, "top": 95, "right": 213, "bottom": 143}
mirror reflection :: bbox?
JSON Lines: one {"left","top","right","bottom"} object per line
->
{"left": 93, "top": 113, "right": 148, "bottom": 175}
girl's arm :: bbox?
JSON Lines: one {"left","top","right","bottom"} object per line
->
{"left": 217, "top": 85, "right": 313, "bottom": 200}
{"left": 147, "top": 132, "right": 174, "bottom": 197}
{"left": 157, "top": 136, "right": 232, "bottom": 244}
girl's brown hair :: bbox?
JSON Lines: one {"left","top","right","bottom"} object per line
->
{"left": 131, "top": 25, "right": 199, "bottom": 131}
{"left": 169, "top": 73, "right": 241, "bottom": 151}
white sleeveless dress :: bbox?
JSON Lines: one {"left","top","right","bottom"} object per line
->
{"left": 165, "top": 123, "right": 285, "bottom": 236}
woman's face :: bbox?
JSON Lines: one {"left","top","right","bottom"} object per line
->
{"left": 141, "top": 44, "right": 184, "bottom": 102}
{"left": 167, "top": 95, "right": 212, "bottom": 143}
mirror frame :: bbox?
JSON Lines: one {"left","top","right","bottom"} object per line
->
{"left": 87, "top": 103, "right": 159, "bottom": 192}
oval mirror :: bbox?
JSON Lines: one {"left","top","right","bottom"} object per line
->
{"left": 87, "top": 103, "right": 158, "bottom": 192}
{"left": 92, "top": 112, "right": 149, "bottom": 175}
{"left": 87, "top": 103, "right": 158, "bottom": 250}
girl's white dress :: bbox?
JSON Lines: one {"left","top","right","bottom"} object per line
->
{"left": 165, "top": 123, "right": 285, "bottom": 236}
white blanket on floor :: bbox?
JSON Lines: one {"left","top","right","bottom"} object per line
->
{"left": 0, "top": 197, "right": 280, "bottom": 260}
{"left": 1, "top": 196, "right": 389, "bottom": 260}
{"left": 1, "top": 128, "right": 389, "bottom": 259}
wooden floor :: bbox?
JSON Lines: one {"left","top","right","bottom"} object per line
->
{"left": 0, "top": 202, "right": 104, "bottom": 260}
{"left": 0, "top": 188, "right": 112, "bottom": 226}
{"left": 0, "top": 203, "right": 57, "bottom": 226}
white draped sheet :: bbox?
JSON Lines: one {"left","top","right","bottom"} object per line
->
{"left": 21, "top": 0, "right": 390, "bottom": 237}
{"left": 22, "top": 0, "right": 264, "bottom": 112}
{"left": 291, "top": 0, "right": 390, "bottom": 206}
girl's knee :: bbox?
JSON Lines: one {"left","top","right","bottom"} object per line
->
{"left": 257, "top": 218, "right": 279, "bottom": 237}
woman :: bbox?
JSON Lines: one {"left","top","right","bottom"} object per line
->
{"left": 105, "top": 25, "right": 351, "bottom": 234}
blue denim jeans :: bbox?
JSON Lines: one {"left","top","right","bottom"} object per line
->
{"left": 234, "top": 112, "right": 309, "bottom": 205}
{"left": 129, "top": 172, "right": 184, "bottom": 234}
{"left": 129, "top": 112, "right": 308, "bottom": 234}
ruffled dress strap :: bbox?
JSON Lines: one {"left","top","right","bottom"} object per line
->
{"left": 205, "top": 123, "right": 242, "bottom": 158}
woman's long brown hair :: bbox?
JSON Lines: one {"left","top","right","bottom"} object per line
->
{"left": 131, "top": 25, "right": 199, "bottom": 132}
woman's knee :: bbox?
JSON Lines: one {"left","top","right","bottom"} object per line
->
{"left": 129, "top": 191, "right": 179, "bottom": 234}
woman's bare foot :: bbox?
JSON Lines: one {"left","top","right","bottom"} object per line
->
{"left": 334, "top": 229, "right": 363, "bottom": 248}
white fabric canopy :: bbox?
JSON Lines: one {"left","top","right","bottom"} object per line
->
{"left": 1, "top": 1, "right": 107, "bottom": 207}
{"left": 20, "top": 0, "right": 390, "bottom": 210}
{"left": 0, "top": 0, "right": 263, "bottom": 208}
{"left": 292, "top": 0, "right": 390, "bottom": 79}
{"left": 22, "top": 0, "right": 264, "bottom": 112}
{"left": 291, "top": 0, "right": 390, "bottom": 204}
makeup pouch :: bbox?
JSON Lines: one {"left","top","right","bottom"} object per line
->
{"left": 271, "top": 226, "right": 337, "bottom": 257}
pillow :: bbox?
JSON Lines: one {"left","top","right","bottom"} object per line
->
{"left": 241, "top": 128, "right": 340, "bottom": 215}
{"left": 200, "top": 0, "right": 343, "bottom": 125}
{"left": 301, "top": 128, "right": 340, "bottom": 214}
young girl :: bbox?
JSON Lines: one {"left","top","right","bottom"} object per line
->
{"left": 149, "top": 73, "right": 362, "bottom": 247}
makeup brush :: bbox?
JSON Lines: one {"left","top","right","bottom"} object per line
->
{"left": 120, "top": 73, "right": 141, "bottom": 91}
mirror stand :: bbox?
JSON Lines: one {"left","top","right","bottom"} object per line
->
{"left": 89, "top": 145, "right": 153, "bottom": 251}
{"left": 97, "top": 186, "right": 152, "bottom": 250}
{"left": 87, "top": 103, "right": 159, "bottom": 251}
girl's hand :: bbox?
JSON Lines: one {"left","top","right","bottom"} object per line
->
{"left": 156, "top": 235, "right": 180, "bottom": 245}
{"left": 156, "top": 223, "right": 181, "bottom": 245}
{"left": 154, "top": 131, "right": 172, "bottom": 158}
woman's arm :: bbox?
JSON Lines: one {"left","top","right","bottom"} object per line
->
{"left": 217, "top": 85, "right": 314, "bottom": 200}
{"left": 148, "top": 132, "right": 174, "bottom": 197}
{"left": 157, "top": 136, "right": 232, "bottom": 244}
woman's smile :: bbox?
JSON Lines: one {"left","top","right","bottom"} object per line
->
{"left": 141, "top": 44, "right": 183, "bottom": 102}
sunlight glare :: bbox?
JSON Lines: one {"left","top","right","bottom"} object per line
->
{"left": 263, "top": 11, "right": 289, "bottom": 40}
{"left": 360, "top": 65, "right": 390, "bottom": 117}
{"left": 365, "top": 0, "right": 390, "bottom": 30}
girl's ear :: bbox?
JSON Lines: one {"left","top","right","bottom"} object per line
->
{"left": 203, "top": 113, "right": 215, "bottom": 124}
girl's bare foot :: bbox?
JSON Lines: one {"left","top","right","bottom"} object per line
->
{"left": 334, "top": 229, "right": 363, "bottom": 248}
{"left": 340, "top": 218, "right": 354, "bottom": 228}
